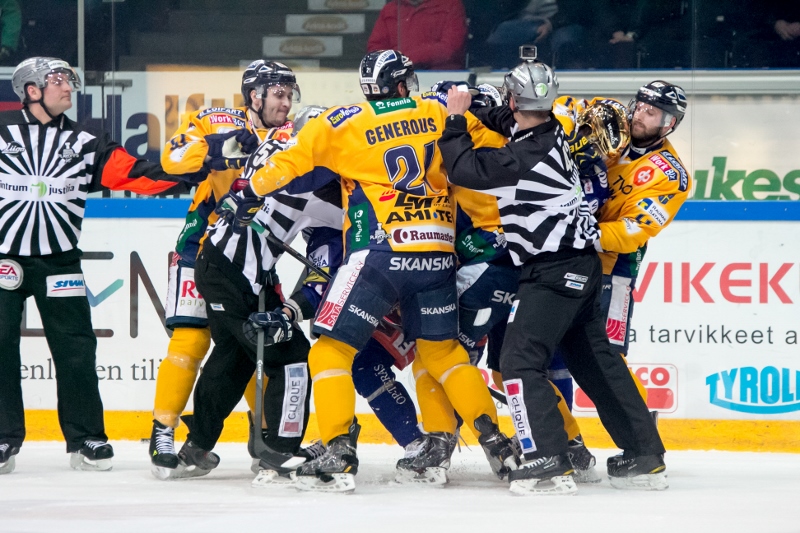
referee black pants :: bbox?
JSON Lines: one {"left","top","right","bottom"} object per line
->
{"left": 499, "top": 248, "right": 664, "bottom": 460}
{"left": 192, "top": 245, "right": 311, "bottom": 454}
{"left": 0, "top": 250, "right": 107, "bottom": 452}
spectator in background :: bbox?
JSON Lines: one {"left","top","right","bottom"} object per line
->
{"left": 754, "top": 0, "right": 800, "bottom": 67}
{"left": 482, "top": 0, "right": 557, "bottom": 69}
{"left": 462, "top": 0, "right": 528, "bottom": 68}
{"left": 0, "top": 0, "right": 21, "bottom": 65}
{"left": 548, "top": 0, "right": 613, "bottom": 69}
{"left": 367, "top": 0, "right": 467, "bottom": 70}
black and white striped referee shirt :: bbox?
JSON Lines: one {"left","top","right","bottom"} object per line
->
{"left": 439, "top": 108, "right": 599, "bottom": 266}
{"left": 206, "top": 180, "right": 342, "bottom": 296}
{"left": 0, "top": 109, "right": 182, "bottom": 257}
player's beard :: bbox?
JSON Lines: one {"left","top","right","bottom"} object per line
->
{"left": 631, "top": 120, "right": 662, "bottom": 148}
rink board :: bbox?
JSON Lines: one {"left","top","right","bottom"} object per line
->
{"left": 16, "top": 201, "right": 800, "bottom": 451}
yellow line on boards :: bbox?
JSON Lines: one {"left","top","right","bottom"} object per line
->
{"left": 21, "top": 410, "right": 800, "bottom": 453}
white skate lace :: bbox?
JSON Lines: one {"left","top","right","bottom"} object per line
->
{"left": 154, "top": 425, "right": 176, "bottom": 455}
{"left": 84, "top": 440, "right": 108, "bottom": 450}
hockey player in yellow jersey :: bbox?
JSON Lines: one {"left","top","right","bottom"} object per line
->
{"left": 149, "top": 60, "right": 300, "bottom": 477}
{"left": 553, "top": 81, "right": 690, "bottom": 489}
{"left": 225, "top": 50, "right": 519, "bottom": 492}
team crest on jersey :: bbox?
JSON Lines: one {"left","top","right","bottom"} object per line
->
{"left": 59, "top": 142, "right": 79, "bottom": 162}
{"left": 1, "top": 141, "right": 25, "bottom": 156}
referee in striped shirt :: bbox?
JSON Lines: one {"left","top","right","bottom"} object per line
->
{"left": 438, "top": 52, "right": 666, "bottom": 494}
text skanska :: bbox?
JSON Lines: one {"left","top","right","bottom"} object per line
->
{"left": 365, "top": 118, "right": 437, "bottom": 145}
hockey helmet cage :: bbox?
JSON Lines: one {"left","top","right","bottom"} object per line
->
{"left": 12, "top": 57, "right": 81, "bottom": 102}
{"left": 360, "top": 50, "right": 418, "bottom": 101}
{"left": 241, "top": 60, "right": 300, "bottom": 106}
{"left": 630, "top": 80, "right": 687, "bottom": 129}
{"left": 292, "top": 105, "right": 328, "bottom": 135}
{"left": 577, "top": 100, "right": 631, "bottom": 160}
{"left": 472, "top": 83, "right": 503, "bottom": 108}
{"left": 501, "top": 59, "right": 558, "bottom": 111}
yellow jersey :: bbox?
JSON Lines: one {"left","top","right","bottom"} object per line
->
{"left": 162, "top": 106, "right": 293, "bottom": 260}
{"left": 554, "top": 95, "right": 691, "bottom": 277}
{"left": 249, "top": 92, "right": 501, "bottom": 255}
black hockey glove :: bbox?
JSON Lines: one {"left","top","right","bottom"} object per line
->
{"left": 205, "top": 129, "right": 253, "bottom": 171}
{"left": 214, "top": 184, "right": 264, "bottom": 234}
{"left": 243, "top": 308, "right": 294, "bottom": 347}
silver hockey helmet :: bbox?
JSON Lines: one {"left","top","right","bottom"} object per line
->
{"left": 501, "top": 57, "right": 558, "bottom": 111}
{"left": 12, "top": 57, "right": 81, "bottom": 102}
{"left": 292, "top": 105, "right": 328, "bottom": 135}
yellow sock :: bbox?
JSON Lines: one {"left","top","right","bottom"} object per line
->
{"left": 551, "top": 381, "right": 581, "bottom": 441}
{"left": 153, "top": 327, "right": 211, "bottom": 427}
{"left": 622, "top": 354, "right": 648, "bottom": 403}
{"left": 412, "top": 358, "right": 457, "bottom": 434}
{"left": 243, "top": 372, "right": 269, "bottom": 426}
{"left": 416, "top": 338, "right": 497, "bottom": 438}
{"left": 309, "top": 336, "right": 358, "bottom": 444}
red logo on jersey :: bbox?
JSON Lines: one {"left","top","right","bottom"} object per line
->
{"left": 0, "top": 264, "right": 18, "bottom": 275}
{"left": 379, "top": 189, "right": 397, "bottom": 201}
{"left": 316, "top": 300, "right": 342, "bottom": 329}
{"left": 634, "top": 167, "right": 655, "bottom": 186}
{"left": 181, "top": 280, "right": 201, "bottom": 298}
{"left": 606, "top": 318, "right": 626, "bottom": 343}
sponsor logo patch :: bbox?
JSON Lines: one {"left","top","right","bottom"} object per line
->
{"left": 315, "top": 252, "right": 366, "bottom": 331}
{"left": 327, "top": 105, "right": 362, "bottom": 127}
{"left": 369, "top": 97, "right": 417, "bottom": 115}
{"left": 0, "top": 259, "right": 23, "bottom": 290}
{"left": 647, "top": 154, "right": 679, "bottom": 182}
{"left": 390, "top": 225, "right": 454, "bottom": 248}
{"left": 504, "top": 379, "right": 536, "bottom": 453}
{"left": 280, "top": 364, "right": 308, "bottom": 437}
{"left": 659, "top": 150, "right": 689, "bottom": 191}
{"left": 564, "top": 273, "right": 588, "bottom": 283}
{"left": 388, "top": 255, "right": 454, "bottom": 271}
{"left": 634, "top": 167, "right": 655, "bottom": 186}
{"left": 420, "top": 303, "right": 457, "bottom": 315}
{"left": 1, "top": 141, "right": 25, "bottom": 155}
{"left": 210, "top": 303, "right": 225, "bottom": 311}
{"left": 197, "top": 107, "right": 245, "bottom": 119}
{"left": 348, "top": 304, "right": 379, "bottom": 326}
{"left": 637, "top": 198, "right": 669, "bottom": 226}
{"left": 565, "top": 280, "right": 584, "bottom": 290}
{"left": 46, "top": 274, "right": 86, "bottom": 297}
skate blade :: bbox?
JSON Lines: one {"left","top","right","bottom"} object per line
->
{"left": 393, "top": 467, "right": 448, "bottom": 486}
{"left": 573, "top": 467, "right": 602, "bottom": 484}
{"left": 0, "top": 456, "right": 15, "bottom": 475}
{"left": 295, "top": 473, "right": 355, "bottom": 493}
{"left": 609, "top": 471, "right": 668, "bottom": 491}
{"left": 252, "top": 469, "right": 296, "bottom": 487}
{"left": 509, "top": 475, "right": 578, "bottom": 496}
{"left": 155, "top": 463, "right": 211, "bottom": 481}
{"left": 69, "top": 453, "right": 112, "bottom": 472}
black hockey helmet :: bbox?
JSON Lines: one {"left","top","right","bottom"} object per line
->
{"left": 472, "top": 83, "right": 503, "bottom": 108}
{"left": 630, "top": 80, "right": 687, "bottom": 130}
{"left": 359, "top": 50, "right": 418, "bottom": 101}
{"left": 241, "top": 60, "right": 300, "bottom": 107}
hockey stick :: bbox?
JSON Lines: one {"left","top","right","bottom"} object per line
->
{"left": 252, "top": 288, "right": 268, "bottom": 459}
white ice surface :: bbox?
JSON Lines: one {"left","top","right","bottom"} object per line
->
{"left": 1, "top": 442, "right": 798, "bottom": 533}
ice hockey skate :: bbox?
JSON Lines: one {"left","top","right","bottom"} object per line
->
{"left": 149, "top": 420, "right": 180, "bottom": 480}
{"left": 607, "top": 451, "right": 668, "bottom": 490}
{"left": 69, "top": 440, "right": 114, "bottom": 472}
{"left": 508, "top": 454, "right": 578, "bottom": 495}
{"left": 0, "top": 443, "right": 20, "bottom": 475}
{"left": 474, "top": 414, "right": 519, "bottom": 479}
{"left": 295, "top": 420, "right": 359, "bottom": 493}
{"left": 159, "top": 439, "right": 220, "bottom": 480}
{"left": 394, "top": 433, "right": 455, "bottom": 485}
{"left": 567, "top": 435, "right": 601, "bottom": 483}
